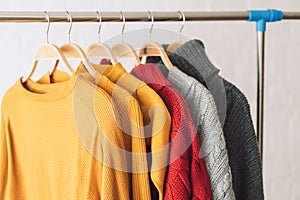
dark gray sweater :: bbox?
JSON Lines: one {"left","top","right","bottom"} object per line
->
{"left": 154, "top": 40, "right": 264, "bottom": 200}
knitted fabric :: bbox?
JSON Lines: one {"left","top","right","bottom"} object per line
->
{"left": 164, "top": 65, "right": 235, "bottom": 200}
{"left": 171, "top": 40, "right": 227, "bottom": 127}
{"left": 97, "top": 63, "right": 171, "bottom": 200}
{"left": 163, "top": 40, "right": 264, "bottom": 200}
{"left": 0, "top": 72, "right": 131, "bottom": 200}
{"left": 37, "top": 70, "right": 150, "bottom": 200}
{"left": 131, "top": 63, "right": 212, "bottom": 200}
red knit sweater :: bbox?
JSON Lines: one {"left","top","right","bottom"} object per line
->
{"left": 131, "top": 64, "right": 212, "bottom": 200}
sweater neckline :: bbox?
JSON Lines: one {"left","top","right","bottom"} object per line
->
{"left": 17, "top": 70, "right": 78, "bottom": 102}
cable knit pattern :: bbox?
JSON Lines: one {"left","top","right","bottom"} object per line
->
{"left": 158, "top": 40, "right": 264, "bottom": 200}
{"left": 166, "top": 66, "right": 235, "bottom": 200}
{"left": 131, "top": 64, "right": 212, "bottom": 200}
{"left": 172, "top": 40, "right": 227, "bottom": 127}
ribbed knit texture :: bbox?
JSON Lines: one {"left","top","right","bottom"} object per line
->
{"left": 94, "top": 62, "right": 171, "bottom": 200}
{"left": 163, "top": 40, "right": 264, "bottom": 200}
{"left": 0, "top": 72, "right": 131, "bottom": 200}
{"left": 169, "top": 40, "right": 227, "bottom": 127}
{"left": 166, "top": 66, "right": 235, "bottom": 200}
{"left": 131, "top": 63, "right": 212, "bottom": 200}
{"left": 38, "top": 70, "right": 150, "bottom": 200}
{"left": 97, "top": 75, "right": 150, "bottom": 200}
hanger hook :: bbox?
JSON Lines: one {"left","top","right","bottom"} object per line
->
{"left": 148, "top": 11, "right": 154, "bottom": 41}
{"left": 66, "top": 11, "right": 72, "bottom": 44}
{"left": 120, "top": 11, "right": 125, "bottom": 43}
{"left": 43, "top": 11, "right": 50, "bottom": 44}
{"left": 96, "top": 11, "right": 102, "bottom": 43}
{"left": 44, "top": 11, "right": 50, "bottom": 44}
{"left": 178, "top": 11, "right": 185, "bottom": 41}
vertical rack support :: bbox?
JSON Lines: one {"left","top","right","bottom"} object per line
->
{"left": 248, "top": 9, "right": 283, "bottom": 164}
{"left": 256, "top": 30, "right": 265, "bottom": 162}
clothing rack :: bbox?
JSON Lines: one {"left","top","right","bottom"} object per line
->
{"left": 1, "top": 10, "right": 299, "bottom": 164}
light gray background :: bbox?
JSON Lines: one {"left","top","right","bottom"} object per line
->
{"left": 0, "top": 1, "right": 299, "bottom": 199}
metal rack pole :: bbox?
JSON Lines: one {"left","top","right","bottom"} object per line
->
{"left": 0, "top": 11, "right": 299, "bottom": 23}
{"left": 257, "top": 31, "right": 265, "bottom": 162}
{"left": 0, "top": 11, "right": 250, "bottom": 22}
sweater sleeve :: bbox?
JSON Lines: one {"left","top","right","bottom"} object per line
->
{"left": 168, "top": 69, "right": 235, "bottom": 199}
{"left": 0, "top": 110, "right": 8, "bottom": 198}
{"left": 223, "top": 80, "right": 264, "bottom": 200}
{"left": 182, "top": 93, "right": 213, "bottom": 200}
{"left": 73, "top": 76, "right": 131, "bottom": 200}
{"left": 129, "top": 99, "right": 151, "bottom": 200}
{"left": 189, "top": 82, "right": 236, "bottom": 200}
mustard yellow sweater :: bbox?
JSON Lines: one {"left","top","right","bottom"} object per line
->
{"left": 39, "top": 70, "right": 151, "bottom": 200}
{"left": 48, "top": 63, "right": 172, "bottom": 200}
{"left": 93, "top": 63, "right": 171, "bottom": 200}
{"left": 0, "top": 71, "right": 131, "bottom": 199}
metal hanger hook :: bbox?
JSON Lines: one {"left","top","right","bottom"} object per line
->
{"left": 178, "top": 11, "right": 185, "bottom": 41}
{"left": 43, "top": 11, "right": 50, "bottom": 44}
{"left": 120, "top": 11, "right": 125, "bottom": 43}
{"left": 148, "top": 11, "right": 154, "bottom": 41}
{"left": 96, "top": 11, "right": 102, "bottom": 43}
{"left": 66, "top": 11, "right": 72, "bottom": 44}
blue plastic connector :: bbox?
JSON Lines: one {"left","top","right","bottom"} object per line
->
{"left": 248, "top": 9, "right": 283, "bottom": 32}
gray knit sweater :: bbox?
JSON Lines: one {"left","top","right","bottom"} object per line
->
{"left": 163, "top": 40, "right": 264, "bottom": 200}
{"left": 162, "top": 65, "right": 236, "bottom": 200}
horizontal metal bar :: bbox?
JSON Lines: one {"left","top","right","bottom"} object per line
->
{"left": 0, "top": 11, "right": 250, "bottom": 23}
{"left": 283, "top": 12, "right": 300, "bottom": 20}
{"left": 1, "top": 11, "right": 300, "bottom": 23}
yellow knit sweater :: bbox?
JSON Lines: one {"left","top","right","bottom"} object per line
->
{"left": 93, "top": 63, "right": 171, "bottom": 200}
{"left": 39, "top": 70, "right": 151, "bottom": 200}
{"left": 46, "top": 62, "right": 172, "bottom": 200}
{"left": 0, "top": 71, "right": 131, "bottom": 199}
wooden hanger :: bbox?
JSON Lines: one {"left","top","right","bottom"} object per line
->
{"left": 23, "top": 44, "right": 75, "bottom": 83}
{"left": 111, "top": 11, "right": 141, "bottom": 65}
{"left": 112, "top": 43, "right": 141, "bottom": 65}
{"left": 139, "top": 42, "right": 173, "bottom": 69}
{"left": 51, "top": 11, "right": 96, "bottom": 78}
{"left": 87, "top": 11, "right": 117, "bottom": 65}
{"left": 166, "top": 41, "right": 184, "bottom": 53}
{"left": 88, "top": 43, "right": 117, "bottom": 65}
{"left": 166, "top": 11, "right": 186, "bottom": 53}
{"left": 138, "top": 11, "right": 173, "bottom": 69}
{"left": 23, "top": 11, "right": 74, "bottom": 83}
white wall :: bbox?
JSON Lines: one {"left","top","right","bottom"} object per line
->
{"left": 1, "top": 1, "right": 300, "bottom": 199}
